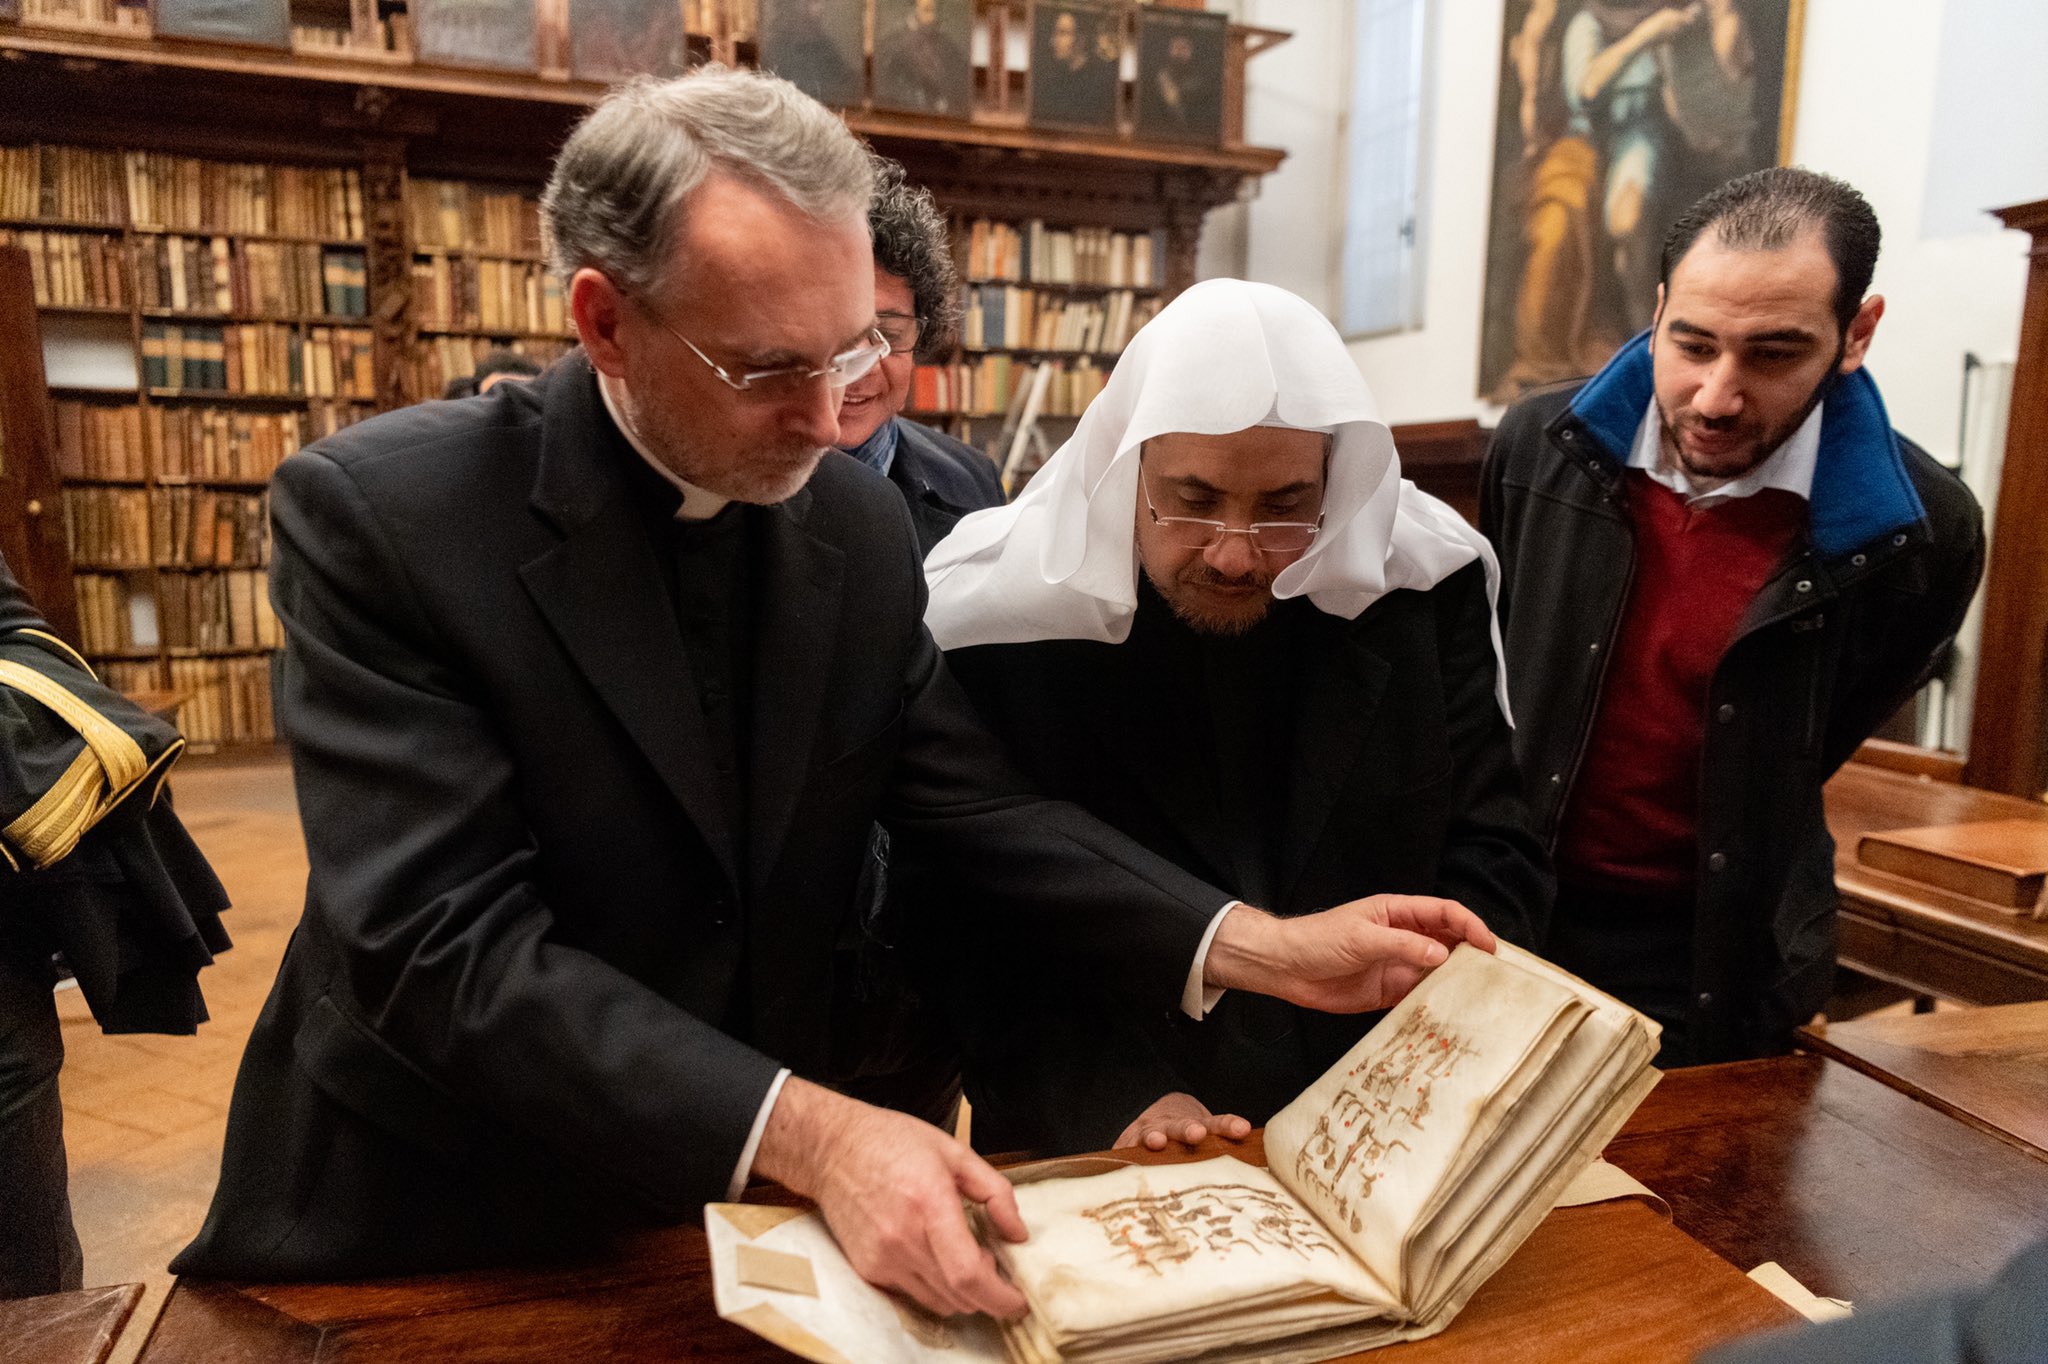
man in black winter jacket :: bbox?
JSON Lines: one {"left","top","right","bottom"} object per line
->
{"left": 1481, "top": 167, "right": 1984, "bottom": 1065}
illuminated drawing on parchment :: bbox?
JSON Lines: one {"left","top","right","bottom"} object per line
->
{"left": 1292, "top": 1005, "right": 1478, "bottom": 1234}
{"left": 1081, "top": 1183, "right": 1342, "bottom": 1278}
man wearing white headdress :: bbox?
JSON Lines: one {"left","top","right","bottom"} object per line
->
{"left": 920, "top": 280, "right": 1550, "bottom": 1156}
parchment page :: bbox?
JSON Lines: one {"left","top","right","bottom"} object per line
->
{"left": 999, "top": 1156, "right": 1397, "bottom": 1343}
{"left": 1262, "top": 945, "right": 1579, "bottom": 1295}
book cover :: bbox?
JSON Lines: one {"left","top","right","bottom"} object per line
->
{"left": 1859, "top": 819, "right": 2048, "bottom": 915}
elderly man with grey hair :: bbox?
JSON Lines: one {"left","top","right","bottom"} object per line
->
{"left": 174, "top": 67, "right": 1497, "bottom": 1317}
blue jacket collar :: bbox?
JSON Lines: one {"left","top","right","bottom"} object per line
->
{"left": 1566, "top": 329, "right": 1927, "bottom": 560}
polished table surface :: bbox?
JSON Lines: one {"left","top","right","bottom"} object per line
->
{"left": 1797, "top": 1000, "right": 2048, "bottom": 1159}
{"left": 1603, "top": 1054, "right": 2048, "bottom": 1307}
{"left": 134, "top": 1054, "right": 2048, "bottom": 1362}
{"left": 0, "top": 1283, "right": 143, "bottom": 1364}
{"left": 1824, "top": 762, "right": 2048, "bottom": 1003}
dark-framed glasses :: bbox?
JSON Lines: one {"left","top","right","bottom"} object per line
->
{"left": 1141, "top": 465, "right": 1324, "bottom": 554}
{"left": 641, "top": 300, "right": 891, "bottom": 398}
{"left": 873, "top": 312, "right": 923, "bottom": 354}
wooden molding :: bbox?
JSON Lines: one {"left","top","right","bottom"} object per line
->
{"left": 1964, "top": 198, "right": 2048, "bottom": 797}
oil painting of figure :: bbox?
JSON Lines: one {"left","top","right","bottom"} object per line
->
{"left": 1477, "top": 0, "right": 1802, "bottom": 403}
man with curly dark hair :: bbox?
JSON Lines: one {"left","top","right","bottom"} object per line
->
{"left": 836, "top": 151, "right": 1004, "bottom": 556}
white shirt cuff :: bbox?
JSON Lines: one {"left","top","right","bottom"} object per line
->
{"left": 726, "top": 1067, "right": 792, "bottom": 1200}
{"left": 1181, "top": 901, "right": 1239, "bottom": 1020}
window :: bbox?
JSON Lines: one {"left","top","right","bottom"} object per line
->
{"left": 1338, "top": 0, "right": 1433, "bottom": 339}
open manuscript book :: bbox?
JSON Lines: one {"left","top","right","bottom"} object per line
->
{"left": 708, "top": 942, "right": 1662, "bottom": 1364}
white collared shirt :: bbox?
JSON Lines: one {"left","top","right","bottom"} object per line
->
{"left": 1627, "top": 399, "right": 1822, "bottom": 507}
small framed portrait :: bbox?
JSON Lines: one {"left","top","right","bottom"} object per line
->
{"left": 756, "top": 0, "right": 864, "bottom": 109}
{"left": 1133, "top": 7, "right": 1226, "bottom": 145}
{"left": 1028, "top": 0, "right": 1122, "bottom": 132}
{"left": 152, "top": 0, "right": 290, "bottom": 47}
{"left": 872, "top": 0, "right": 975, "bottom": 119}
{"left": 412, "top": 0, "right": 537, "bottom": 70}
{"left": 570, "top": 0, "right": 692, "bottom": 83}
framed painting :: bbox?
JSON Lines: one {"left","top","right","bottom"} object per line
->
{"left": 1133, "top": 6, "right": 1226, "bottom": 145}
{"left": 570, "top": 0, "right": 693, "bottom": 83}
{"left": 872, "top": 0, "right": 974, "bottom": 119}
{"left": 413, "top": 0, "right": 538, "bottom": 71}
{"left": 1476, "top": 0, "right": 1806, "bottom": 403}
{"left": 756, "top": 0, "right": 863, "bottom": 109}
{"left": 1028, "top": 0, "right": 1122, "bottom": 133}
{"left": 153, "top": 0, "right": 290, "bottom": 46}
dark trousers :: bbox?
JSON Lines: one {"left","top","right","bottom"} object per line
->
{"left": 1548, "top": 879, "right": 1700, "bottom": 1068}
{"left": 0, "top": 931, "right": 83, "bottom": 1298}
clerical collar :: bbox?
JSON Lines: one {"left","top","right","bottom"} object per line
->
{"left": 596, "top": 369, "right": 731, "bottom": 522}
{"left": 839, "top": 417, "right": 901, "bottom": 479}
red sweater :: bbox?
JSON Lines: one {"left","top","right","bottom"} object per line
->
{"left": 1556, "top": 471, "right": 1805, "bottom": 891}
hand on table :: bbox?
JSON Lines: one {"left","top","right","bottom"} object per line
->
{"left": 1114, "top": 1092, "right": 1251, "bottom": 1152}
{"left": 1203, "top": 894, "right": 1496, "bottom": 1014}
{"left": 754, "top": 1078, "right": 1028, "bottom": 1320}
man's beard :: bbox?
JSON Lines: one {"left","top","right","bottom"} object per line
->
{"left": 1150, "top": 561, "right": 1275, "bottom": 636}
{"left": 1658, "top": 359, "right": 1837, "bottom": 489}
{"left": 617, "top": 378, "right": 826, "bottom": 506}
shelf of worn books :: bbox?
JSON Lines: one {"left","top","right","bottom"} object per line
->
{"left": 408, "top": 333, "right": 573, "bottom": 395}
{"left": 412, "top": 256, "right": 567, "bottom": 334}
{"left": 406, "top": 179, "right": 544, "bottom": 256}
{"left": 961, "top": 285, "right": 1162, "bottom": 355}
{"left": 961, "top": 219, "right": 1167, "bottom": 290}
{"left": 134, "top": 235, "right": 368, "bottom": 318}
{"left": 911, "top": 355, "right": 1108, "bottom": 419}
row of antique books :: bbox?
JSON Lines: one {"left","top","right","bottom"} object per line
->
{"left": 407, "top": 179, "right": 545, "bottom": 257}
{"left": 72, "top": 569, "right": 283, "bottom": 655}
{"left": 49, "top": 399, "right": 372, "bottom": 484}
{"left": 411, "top": 254, "right": 568, "bottom": 335}
{"left": 963, "top": 220, "right": 1164, "bottom": 290}
{"left": 135, "top": 235, "right": 369, "bottom": 318}
{"left": 0, "top": 145, "right": 127, "bottom": 224}
{"left": 961, "top": 285, "right": 1163, "bottom": 356}
{"left": 124, "top": 152, "right": 366, "bottom": 240}
{"left": 0, "top": 229, "right": 128, "bottom": 308}
{"left": 0, "top": 145, "right": 365, "bottom": 239}
{"left": 409, "top": 335, "right": 572, "bottom": 397}
{"left": 63, "top": 487, "right": 269, "bottom": 569}
{"left": 168, "top": 654, "right": 278, "bottom": 745}
{"left": 16, "top": 0, "right": 148, "bottom": 31}
{"left": 909, "top": 355, "right": 1108, "bottom": 419}
{"left": 141, "top": 322, "right": 377, "bottom": 399}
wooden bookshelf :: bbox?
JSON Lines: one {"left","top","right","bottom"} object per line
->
{"left": 1, "top": 144, "right": 383, "bottom": 749}
{"left": 0, "top": 9, "right": 1289, "bottom": 743}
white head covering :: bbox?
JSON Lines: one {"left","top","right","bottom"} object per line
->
{"left": 924, "top": 278, "right": 1511, "bottom": 718}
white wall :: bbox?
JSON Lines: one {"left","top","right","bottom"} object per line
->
{"left": 1227, "top": 0, "right": 2044, "bottom": 460}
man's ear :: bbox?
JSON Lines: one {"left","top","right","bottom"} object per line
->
{"left": 571, "top": 268, "right": 631, "bottom": 378}
{"left": 1649, "top": 282, "right": 1665, "bottom": 343}
{"left": 1838, "top": 294, "right": 1885, "bottom": 375}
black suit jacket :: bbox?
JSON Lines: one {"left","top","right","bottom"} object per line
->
{"left": 884, "top": 417, "right": 1005, "bottom": 557}
{"left": 934, "top": 564, "right": 1550, "bottom": 1155}
{"left": 175, "top": 356, "right": 1225, "bottom": 1279}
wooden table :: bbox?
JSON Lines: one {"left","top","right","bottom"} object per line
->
{"left": 1825, "top": 762, "right": 2048, "bottom": 1003}
{"left": 1798, "top": 1001, "right": 2048, "bottom": 1159}
{"left": 1604, "top": 1055, "right": 2048, "bottom": 1306}
{"left": 0, "top": 1283, "right": 143, "bottom": 1364}
{"left": 133, "top": 1055, "right": 2048, "bottom": 1362}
